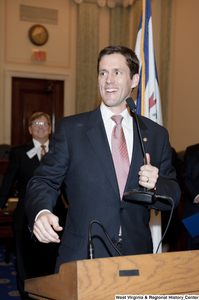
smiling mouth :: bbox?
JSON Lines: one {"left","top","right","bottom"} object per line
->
{"left": 106, "top": 88, "right": 118, "bottom": 93}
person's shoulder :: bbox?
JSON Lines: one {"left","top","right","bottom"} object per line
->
{"left": 185, "top": 143, "right": 199, "bottom": 154}
{"left": 10, "top": 141, "right": 33, "bottom": 153}
{"left": 137, "top": 114, "right": 167, "bottom": 132}
{"left": 57, "top": 107, "right": 99, "bottom": 125}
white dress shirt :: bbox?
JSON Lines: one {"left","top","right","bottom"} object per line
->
{"left": 32, "top": 139, "right": 49, "bottom": 161}
{"left": 100, "top": 102, "right": 133, "bottom": 162}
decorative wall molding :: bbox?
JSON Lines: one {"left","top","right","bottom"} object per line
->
{"left": 4, "top": 70, "right": 71, "bottom": 144}
{"left": 74, "top": 0, "right": 135, "bottom": 8}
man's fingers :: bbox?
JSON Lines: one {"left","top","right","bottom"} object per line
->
{"left": 33, "top": 226, "right": 53, "bottom": 243}
{"left": 33, "top": 212, "right": 63, "bottom": 243}
{"left": 33, "top": 223, "right": 61, "bottom": 243}
{"left": 146, "top": 153, "right": 150, "bottom": 165}
{"left": 139, "top": 153, "right": 159, "bottom": 189}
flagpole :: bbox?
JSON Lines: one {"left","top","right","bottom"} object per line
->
{"left": 135, "top": 0, "right": 163, "bottom": 253}
{"left": 140, "top": 0, "right": 146, "bottom": 116}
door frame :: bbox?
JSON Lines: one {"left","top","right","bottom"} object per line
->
{"left": 4, "top": 70, "right": 72, "bottom": 144}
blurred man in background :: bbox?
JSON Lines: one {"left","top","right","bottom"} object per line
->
{"left": 0, "top": 112, "right": 67, "bottom": 300}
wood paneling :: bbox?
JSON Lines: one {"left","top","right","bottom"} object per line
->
{"left": 11, "top": 77, "right": 64, "bottom": 146}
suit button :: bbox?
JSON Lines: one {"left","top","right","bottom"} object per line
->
{"left": 120, "top": 208, "right": 124, "bottom": 213}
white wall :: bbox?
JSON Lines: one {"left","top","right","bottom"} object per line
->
{"left": 0, "top": 0, "right": 77, "bottom": 144}
{"left": 168, "top": 0, "right": 199, "bottom": 152}
{"left": 1, "top": 0, "right": 199, "bottom": 152}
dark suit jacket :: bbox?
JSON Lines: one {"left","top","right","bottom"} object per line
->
{"left": 0, "top": 141, "right": 40, "bottom": 230}
{"left": 25, "top": 107, "right": 180, "bottom": 271}
{"left": 182, "top": 144, "right": 199, "bottom": 219}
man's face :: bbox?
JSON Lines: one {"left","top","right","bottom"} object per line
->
{"left": 28, "top": 115, "right": 51, "bottom": 143}
{"left": 98, "top": 53, "right": 139, "bottom": 113}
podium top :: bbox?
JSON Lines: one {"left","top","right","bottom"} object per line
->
{"left": 25, "top": 250, "right": 199, "bottom": 300}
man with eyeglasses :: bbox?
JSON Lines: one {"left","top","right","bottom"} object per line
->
{"left": 0, "top": 112, "right": 66, "bottom": 300}
{"left": 28, "top": 112, "right": 51, "bottom": 161}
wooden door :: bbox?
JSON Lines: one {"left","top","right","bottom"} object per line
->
{"left": 11, "top": 77, "right": 64, "bottom": 146}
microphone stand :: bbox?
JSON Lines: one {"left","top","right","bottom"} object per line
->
{"left": 123, "top": 97, "right": 156, "bottom": 204}
{"left": 123, "top": 97, "right": 175, "bottom": 253}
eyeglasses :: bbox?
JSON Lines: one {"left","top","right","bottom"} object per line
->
{"left": 31, "top": 122, "right": 49, "bottom": 127}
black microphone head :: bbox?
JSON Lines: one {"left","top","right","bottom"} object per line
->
{"left": 126, "top": 97, "right": 136, "bottom": 112}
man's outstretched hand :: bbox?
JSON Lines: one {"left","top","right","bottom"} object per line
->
{"left": 33, "top": 211, "right": 63, "bottom": 243}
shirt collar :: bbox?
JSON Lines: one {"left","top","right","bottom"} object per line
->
{"left": 33, "top": 139, "right": 49, "bottom": 149}
{"left": 100, "top": 101, "right": 132, "bottom": 129}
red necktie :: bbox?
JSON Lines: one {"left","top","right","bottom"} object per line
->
{"left": 111, "top": 115, "right": 130, "bottom": 199}
{"left": 40, "top": 145, "right": 46, "bottom": 161}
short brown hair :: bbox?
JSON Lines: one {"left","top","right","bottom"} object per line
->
{"left": 29, "top": 112, "right": 51, "bottom": 126}
{"left": 97, "top": 45, "right": 139, "bottom": 79}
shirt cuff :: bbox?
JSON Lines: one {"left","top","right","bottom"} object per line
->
{"left": 193, "top": 195, "right": 199, "bottom": 203}
{"left": 35, "top": 209, "right": 51, "bottom": 222}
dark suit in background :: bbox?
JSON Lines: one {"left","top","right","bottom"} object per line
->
{"left": 182, "top": 143, "right": 199, "bottom": 250}
{"left": 25, "top": 107, "right": 180, "bottom": 272}
{"left": 0, "top": 141, "right": 67, "bottom": 299}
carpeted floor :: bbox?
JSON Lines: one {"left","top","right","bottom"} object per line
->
{"left": 0, "top": 241, "right": 21, "bottom": 299}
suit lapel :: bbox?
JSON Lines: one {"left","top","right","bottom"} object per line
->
{"left": 86, "top": 108, "right": 150, "bottom": 198}
{"left": 86, "top": 107, "right": 120, "bottom": 198}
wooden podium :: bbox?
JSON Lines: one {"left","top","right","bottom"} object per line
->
{"left": 25, "top": 250, "right": 199, "bottom": 300}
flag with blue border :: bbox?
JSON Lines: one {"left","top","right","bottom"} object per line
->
{"left": 135, "top": 0, "right": 162, "bottom": 125}
{"left": 135, "top": 0, "right": 163, "bottom": 253}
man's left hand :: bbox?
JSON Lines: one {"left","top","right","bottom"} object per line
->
{"left": 138, "top": 153, "right": 159, "bottom": 189}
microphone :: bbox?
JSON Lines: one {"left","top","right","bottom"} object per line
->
{"left": 88, "top": 234, "right": 95, "bottom": 259}
{"left": 123, "top": 97, "right": 156, "bottom": 204}
{"left": 126, "top": 97, "right": 147, "bottom": 166}
{"left": 88, "top": 220, "right": 122, "bottom": 259}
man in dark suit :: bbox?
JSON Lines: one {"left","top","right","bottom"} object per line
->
{"left": 25, "top": 45, "right": 181, "bottom": 273}
{"left": 0, "top": 112, "right": 66, "bottom": 300}
{"left": 182, "top": 144, "right": 199, "bottom": 250}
